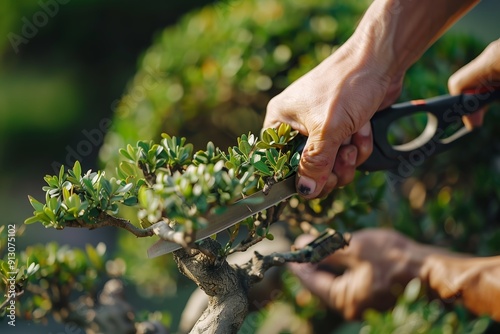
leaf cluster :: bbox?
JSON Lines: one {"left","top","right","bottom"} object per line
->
{"left": 133, "top": 124, "right": 299, "bottom": 230}
{"left": 1, "top": 241, "right": 111, "bottom": 322}
{"left": 25, "top": 161, "right": 137, "bottom": 228}
{"left": 25, "top": 124, "right": 300, "bottom": 236}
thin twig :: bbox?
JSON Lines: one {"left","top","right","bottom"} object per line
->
{"left": 67, "top": 212, "right": 156, "bottom": 237}
{"left": 228, "top": 235, "right": 265, "bottom": 254}
{"left": 242, "top": 229, "right": 350, "bottom": 284}
{"left": 228, "top": 202, "right": 287, "bottom": 254}
{"left": 0, "top": 290, "right": 25, "bottom": 311}
{"left": 138, "top": 161, "right": 157, "bottom": 186}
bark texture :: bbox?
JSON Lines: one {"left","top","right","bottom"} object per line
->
{"left": 174, "top": 239, "right": 249, "bottom": 334}
{"left": 174, "top": 229, "right": 349, "bottom": 333}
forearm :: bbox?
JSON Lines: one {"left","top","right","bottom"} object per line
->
{"left": 349, "top": 0, "right": 480, "bottom": 77}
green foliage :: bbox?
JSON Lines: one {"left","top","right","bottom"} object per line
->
{"left": 26, "top": 125, "right": 299, "bottom": 235}
{"left": 25, "top": 161, "right": 137, "bottom": 228}
{"left": 0, "top": 227, "right": 40, "bottom": 319}
{"left": 95, "top": 0, "right": 499, "bottom": 332}
{"left": 361, "top": 279, "right": 491, "bottom": 334}
{"left": 24, "top": 123, "right": 302, "bottom": 330}
{"left": 19, "top": 0, "right": 500, "bottom": 332}
{"left": 136, "top": 125, "right": 299, "bottom": 229}
{"left": 0, "top": 224, "right": 113, "bottom": 322}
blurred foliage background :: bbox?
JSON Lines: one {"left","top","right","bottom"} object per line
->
{"left": 2, "top": 0, "right": 500, "bottom": 333}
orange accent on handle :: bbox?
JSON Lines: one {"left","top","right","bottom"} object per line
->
{"left": 410, "top": 99, "right": 426, "bottom": 106}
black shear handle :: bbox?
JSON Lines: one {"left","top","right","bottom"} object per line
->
{"left": 359, "top": 86, "right": 500, "bottom": 172}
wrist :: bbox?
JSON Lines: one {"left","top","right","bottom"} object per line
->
{"left": 347, "top": 0, "right": 404, "bottom": 79}
{"left": 406, "top": 242, "right": 457, "bottom": 281}
{"left": 348, "top": 0, "right": 480, "bottom": 81}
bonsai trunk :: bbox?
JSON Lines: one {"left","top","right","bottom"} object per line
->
{"left": 173, "top": 229, "right": 349, "bottom": 334}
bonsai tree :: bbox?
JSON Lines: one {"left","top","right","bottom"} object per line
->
{"left": 2, "top": 0, "right": 500, "bottom": 333}
{"left": 14, "top": 124, "right": 352, "bottom": 333}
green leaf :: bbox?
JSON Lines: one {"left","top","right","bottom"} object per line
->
{"left": 138, "top": 140, "right": 151, "bottom": 153}
{"left": 62, "top": 187, "right": 71, "bottom": 201}
{"left": 100, "top": 178, "right": 112, "bottom": 196}
{"left": 251, "top": 155, "right": 273, "bottom": 176}
{"left": 73, "top": 161, "right": 82, "bottom": 180}
{"left": 117, "top": 183, "right": 133, "bottom": 194}
{"left": 290, "top": 152, "right": 300, "bottom": 168}
{"left": 0, "top": 260, "right": 10, "bottom": 276}
{"left": 194, "top": 151, "right": 209, "bottom": 164}
{"left": 58, "top": 165, "right": 65, "bottom": 183}
{"left": 34, "top": 211, "right": 51, "bottom": 224}
{"left": 119, "top": 161, "right": 136, "bottom": 176}
{"left": 24, "top": 216, "right": 40, "bottom": 225}
{"left": 116, "top": 166, "right": 127, "bottom": 179}
{"left": 26, "top": 262, "right": 40, "bottom": 276}
{"left": 276, "top": 154, "right": 287, "bottom": 172}
{"left": 254, "top": 161, "right": 272, "bottom": 176}
{"left": 138, "top": 186, "right": 151, "bottom": 207}
{"left": 127, "top": 144, "right": 137, "bottom": 160}
{"left": 44, "top": 175, "right": 59, "bottom": 187}
{"left": 48, "top": 196, "right": 60, "bottom": 212}
{"left": 28, "top": 196, "right": 44, "bottom": 212}
{"left": 82, "top": 177, "right": 94, "bottom": 194}
{"left": 43, "top": 207, "right": 57, "bottom": 222}
{"left": 265, "top": 128, "right": 279, "bottom": 143}
{"left": 277, "top": 123, "right": 291, "bottom": 138}
{"left": 238, "top": 137, "right": 252, "bottom": 156}
{"left": 108, "top": 203, "right": 119, "bottom": 214}
{"left": 122, "top": 196, "right": 138, "bottom": 206}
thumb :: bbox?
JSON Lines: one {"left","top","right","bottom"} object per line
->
{"left": 288, "top": 262, "right": 338, "bottom": 304}
{"left": 289, "top": 262, "right": 360, "bottom": 319}
{"left": 297, "top": 135, "right": 338, "bottom": 198}
{"left": 448, "top": 40, "right": 500, "bottom": 95}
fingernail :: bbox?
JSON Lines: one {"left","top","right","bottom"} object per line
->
{"left": 346, "top": 147, "right": 356, "bottom": 166}
{"left": 358, "top": 122, "right": 371, "bottom": 137}
{"left": 298, "top": 175, "right": 316, "bottom": 196}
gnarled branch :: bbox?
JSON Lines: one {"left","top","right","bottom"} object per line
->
{"left": 66, "top": 212, "right": 155, "bottom": 237}
{"left": 175, "top": 229, "right": 349, "bottom": 334}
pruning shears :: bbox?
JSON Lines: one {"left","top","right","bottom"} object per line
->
{"left": 147, "top": 86, "right": 500, "bottom": 258}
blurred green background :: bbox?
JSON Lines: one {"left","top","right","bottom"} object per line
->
{"left": 1, "top": 0, "right": 217, "bottom": 243}
{"left": 1, "top": 0, "right": 500, "bottom": 333}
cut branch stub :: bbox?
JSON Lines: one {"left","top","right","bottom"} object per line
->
{"left": 244, "top": 229, "right": 350, "bottom": 285}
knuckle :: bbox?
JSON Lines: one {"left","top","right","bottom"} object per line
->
{"left": 266, "top": 95, "right": 279, "bottom": 112}
{"left": 301, "top": 140, "right": 333, "bottom": 169}
{"left": 487, "top": 39, "right": 500, "bottom": 54}
{"left": 337, "top": 171, "right": 355, "bottom": 187}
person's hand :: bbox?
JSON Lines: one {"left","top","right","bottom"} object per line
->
{"left": 290, "top": 228, "right": 500, "bottom": 321}
{"left": 448, "top": 39, "right": 500, "bottom": 129}
{"left": 262, "top": 0, "right": 478, "bottom": 199}
{"left": 420, "top": 253, "right": 500, "bottom": 321}
{"left": 264, "top": 40, "right": 403, "bottom": 199}
{"left": 288, "top": 229, "right": 427, "bottom": 320}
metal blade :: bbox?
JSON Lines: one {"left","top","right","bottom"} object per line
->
{"left": 147, "top": 176, "right": 297, "bottom": 258}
